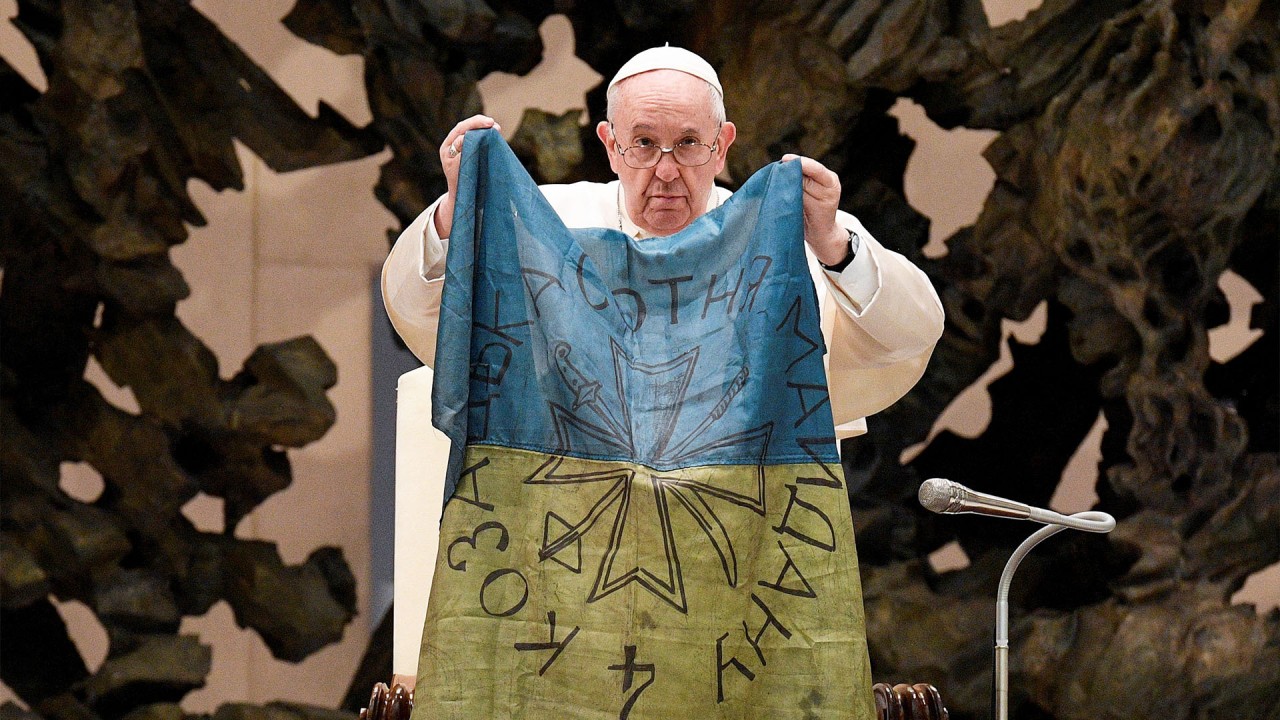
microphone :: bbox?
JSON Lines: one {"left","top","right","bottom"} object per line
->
{"left": 918, "top": 478, "right": 1115, "bottom": 533}
{"left": 919, "top": 478, "right": 1116, "bottom": 720}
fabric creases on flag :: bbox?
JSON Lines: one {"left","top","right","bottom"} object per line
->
{"left": 418, "top": 129, "right": 874, "bottom": 720}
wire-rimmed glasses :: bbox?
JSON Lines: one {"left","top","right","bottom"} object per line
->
{"left": 611, "top": 123, "right": 721, "bottom": 169}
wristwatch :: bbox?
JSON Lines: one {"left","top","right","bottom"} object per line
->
{"left": 819, "top": 227, "right": 860, "bottom": 273}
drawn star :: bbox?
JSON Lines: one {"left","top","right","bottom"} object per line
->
{"left": 526, "top": 339, "right": 772, "bottom": 613}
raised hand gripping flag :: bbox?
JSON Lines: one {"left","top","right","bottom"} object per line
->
{"left": 419, "top": 129, "right": 874, "bottom": 720}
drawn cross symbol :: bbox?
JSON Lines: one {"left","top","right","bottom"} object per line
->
{"left": 529, "top": 339, "right": 772, "bottom": 613}
{"left": 608, "top": 645, "right": 655, "bottom": 720}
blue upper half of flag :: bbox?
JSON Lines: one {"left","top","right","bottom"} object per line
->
{"left": 433, "top": 130, "right": 838, "bottom": 501}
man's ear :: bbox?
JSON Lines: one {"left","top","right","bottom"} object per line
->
{"left": 596, "top": 121, "right": 621, "bottom": 174}
{"left": 714, "top": 121, "right": 737, "bottom": 174}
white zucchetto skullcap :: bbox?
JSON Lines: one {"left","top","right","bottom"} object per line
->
{"left": 607, "top": 44, "right": 722, "bottom": 95}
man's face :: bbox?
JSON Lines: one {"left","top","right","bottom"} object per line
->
{"left": 595, "top": 70, "right": 736, "bottom": 236}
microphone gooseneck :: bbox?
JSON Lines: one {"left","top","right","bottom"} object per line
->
{"left": 917, "top": 477, "right": 1117, "bottom": 720}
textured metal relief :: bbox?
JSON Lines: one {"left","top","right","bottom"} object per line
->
{"left": 0, "top": 0, "right": 377, "bottom": 718}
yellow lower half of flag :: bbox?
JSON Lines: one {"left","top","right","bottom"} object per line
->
{"left": 412, "top": 444, "right": 875, "bottom": 720}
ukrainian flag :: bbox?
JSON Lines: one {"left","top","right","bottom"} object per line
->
{"left": 417, "top": 130, "right": 873, "bottom": 720}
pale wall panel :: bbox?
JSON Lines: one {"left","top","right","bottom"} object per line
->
{"left": 245, "top": 262, "right": 377, "bottom": 706}
{"left": 174, "top": 141, "right": 259, "bottom": 376}
{"left": 254, "top": 152, "right": 394, "bottom": 268}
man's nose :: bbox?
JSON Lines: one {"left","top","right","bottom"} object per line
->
{"left": 654, "top": 152, "right": 681, "bottom": 182}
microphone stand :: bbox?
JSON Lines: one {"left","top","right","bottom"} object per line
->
{"left": 993, "top": 511, "right": 1115, "bottom": 720}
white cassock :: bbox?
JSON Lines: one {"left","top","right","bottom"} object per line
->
{"left": 381, "top": 178, "right": 945, "bottom": 676}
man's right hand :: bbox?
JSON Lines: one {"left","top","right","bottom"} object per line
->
{"left": 434, "top": 114, "right": 501, "bottom": 238}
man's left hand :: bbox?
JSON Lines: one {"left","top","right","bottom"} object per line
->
{"left": 782, "top": 154, "right": 849, "bottom": 267}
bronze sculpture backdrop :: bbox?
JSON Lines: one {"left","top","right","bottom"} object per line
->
{"left": 2, "top": 1, "right": 1277, "bottom": 720}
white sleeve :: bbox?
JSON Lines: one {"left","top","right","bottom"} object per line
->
{"left": 820, "top": 213, "right": 877, "bottom": 310}
{"left": 380, "top": 197, "right": 450, "bottom": 366}
{"left": 813, "top": 211, "right": 945, "bottom": 438}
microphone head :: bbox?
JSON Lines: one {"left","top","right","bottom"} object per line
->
{"left": 918, "top": 478, "right": 957, "bottom": 513}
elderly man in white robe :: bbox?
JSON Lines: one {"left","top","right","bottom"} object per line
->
{"left": 381, "top": 46, "right": 945, "bottom": 719}
{"left": 383, "top": 47, "right": 944, "bottom": 439}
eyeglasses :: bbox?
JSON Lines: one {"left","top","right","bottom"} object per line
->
{"left": 611, "top": 123, "right": 721, "bottom": 169}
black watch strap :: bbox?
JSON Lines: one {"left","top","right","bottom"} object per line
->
{"left": 819, "top": 228, "right": 859, "bottom": 273}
